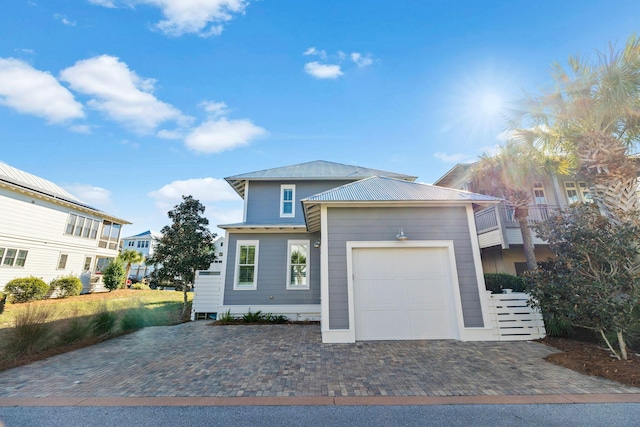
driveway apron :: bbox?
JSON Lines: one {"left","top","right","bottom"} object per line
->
{"left": 1, "top": 322, "right": 638, "bottom": 398}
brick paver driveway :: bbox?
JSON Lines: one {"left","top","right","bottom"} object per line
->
{"left": 1, "top": 322, "right": 638, "bottom": 398}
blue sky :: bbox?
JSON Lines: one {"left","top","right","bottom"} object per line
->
{"left": 2, "top": 1, "right": 640, "bottom": 236}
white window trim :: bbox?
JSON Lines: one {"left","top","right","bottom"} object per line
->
{"left": 280, "top": 184, "right": 296, "bottom": 218}
{"left": 234, "top": 240, "right": 259, "bottom": 290}
{"left": 286, "top": 239, "right": 310, "bottom": 290}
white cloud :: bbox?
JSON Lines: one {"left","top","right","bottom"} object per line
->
{"left": 303, "top": 47, "right": 327, "bottom": 59}
{"left": 200, "top": 100, "right": 228, "bottom": 117}
{"left": 88, "top": 0, "right": 116, "bottom": 7}
{"left": 304, "top": 61, "right": 343, "bottom": 79}
{"left": 148, "top": 177, "right": 240, "bottom": 208}
{"left": 350, "top": 52, "right": 373, "bottom": 67}
{"left": 156, "top": 129, "right": 183, "bottom": 139}
{"left": 60, "top": 55, "right": 188, "bottom": 134}
{"left": 0, "top": 58, "right": 84, "bottom": 123}
{"left": 54, "top": 14, "right": 76, "bottom": 26}
{"left": 433, "top": 152, "right": 477, "bottom": 163}
{"left": 69, "top": 124, "right": 91, "bottom": 133}
{"left": 63, "top": 183, "right": 112, "bottom": 207}
{"left": 185, "top": 117, "right": 267, "bottom": 153}
{"left": 90, "top": 0, "right": 248, "bottom": 37}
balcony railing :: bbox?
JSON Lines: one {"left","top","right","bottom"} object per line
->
{"left": 474, "top": 203, "right": 560, "bottom": 234}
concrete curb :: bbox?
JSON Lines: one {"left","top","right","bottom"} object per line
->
{"left": 2, "top": 394, "right": 640, "bottom": 407}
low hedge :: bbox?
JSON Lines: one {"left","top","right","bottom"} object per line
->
{"left": 484, "top": 273, "right": 526, "bottom": 293}
{"left": 49, "top": 276, "right": 83, "bottom": 298}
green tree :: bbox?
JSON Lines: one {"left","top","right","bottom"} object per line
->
{"left": 527, "top": 204, "right": 640, "bottom": 360}
{"left": 514, "top": 34, "right": 640, "bottom": 222}
{"left": 119, "top": 249, "right": 145, "bottom": 288}
{"left": 147, "top": 195, "right": 216, "bottom": 319}
{"left": 103, "top": 258, "right": 126, "bottom": 292}
{"left": 468, "top": 141, "right": 568, "bottom": 271}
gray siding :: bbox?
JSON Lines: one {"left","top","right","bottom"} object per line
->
{"left": 224, "top": 232, "right": 321, "bottom": 305}
{"left": 327, "top": 206, "right": 483, "bottom": 329}
{"left": 245, "top": 181, "right": 353, "bottom": 224}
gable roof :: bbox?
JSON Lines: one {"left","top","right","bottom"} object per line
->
{"left": 122, "top": 230, "right": 162, "bottom": 240}
{"left": 0, "top": 161, "right": 131, "bottom": 225}
{"left": 301, "top": 176, "right": 501, "bottom": 232}
{"left": 432, "top": 163, "right": 473, "bottom": 188}
{"left": 225, "top": 160, "right": 417, "bottom": 198}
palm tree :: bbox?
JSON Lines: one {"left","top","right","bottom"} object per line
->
{"left": 119, "top": 249, "right": 145, "bottom": 288}
{"left": 513, "top": 34, "right": 640, "bottom": 222}
{"left": 468, "top": 141, "right": 569, "bottom": 271}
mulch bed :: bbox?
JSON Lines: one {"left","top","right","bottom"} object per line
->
{"left": 541, "top": 336, "right": 640, "bottom": 388}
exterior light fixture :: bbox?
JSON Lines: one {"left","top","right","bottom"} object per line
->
{"left": 313, "top": 240, "right": 321, "bottom": 248}
{"left": 396, "top": 228, "right": 408, "bottom": 241}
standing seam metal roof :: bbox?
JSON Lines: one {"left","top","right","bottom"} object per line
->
{"left": 224, "top": 160, "right": 417, "bottom": 198}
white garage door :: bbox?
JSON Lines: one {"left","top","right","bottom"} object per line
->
{"left": 353, "top": 247, "right": 457, "bottom": 340}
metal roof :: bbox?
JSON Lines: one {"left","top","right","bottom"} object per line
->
{"left": 301, "top": 176, "right": 501, "bottom": 232}
{"left": 225, "top": 160, "right": 417, "bottom": 198}
{"left": 432, "top": 163, "right": 473, "bottom": 187}
{"left": 218, "top": 222, "right": 307, "bottom": 231}
{"left": 123, "top": 230, "right": 162, "bottom": 240}
{"left": 0, "top": 161, "right": 131, "bottom": 225}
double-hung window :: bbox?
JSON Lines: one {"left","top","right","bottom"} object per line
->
{"left": 287, "top": 240, "right": 309, "bottom": 290}
{"left": 57, "top": 254, "right": 68, "bottom": 270}
{"left": 234, "top": 241, "right": 259, "bottom": 290}
{"left": 280, "top": 184, "right": 295, "bottom": 218}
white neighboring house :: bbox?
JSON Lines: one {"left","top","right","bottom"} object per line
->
{"left": 120, "top": 230, "right": 162, "bottom": 280}
{"left": 210, "top": 236, "right": 226, "bottom": 272}
{"left": 0, "top": 162, "right": 130, "bottom": 293}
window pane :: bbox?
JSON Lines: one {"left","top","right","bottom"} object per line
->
{"left": 58, "top": 254, "right": 68, "bottom": 269}
{"left": 15, "top": 250, "right": 28, "bottom": 267}
{"left": 102, "top": 222, "right": 111, "bottom": 239}
{"left": 66, "top": 214, "right": 77, "bottom": 235}
{"left": 289, "top": 243, "right": 308, "bottom": 286}
{"left": 283, "top": 189, "right": 293, "bottom": 201}
{"left": 74, "top": 217, "right": 85, "bottom": 236}
{"left": 82, "top": 219, "right": 92, "bottom": 238}
{"left": 283, "top": 201, "right": 293, "bottom": 214}
{"left": 290, "top": 265, "right": 307, "bottom": 285}
{"left": 0, "top": 248, "right": 4, "bottom": 261}
{"left": 110, "top": 224, "right": 121, "bottom": 239}
{"left": 84, "top": 256, "right": 92, "bottom": 271}
{"left": 90, "top": 220, "right": 99, "bottom": 239}
{"left": 238, "top": 266, "right": 255, "bottom": 285}
{"left": 3, "top": 249, "right": 16, "bottom": 266}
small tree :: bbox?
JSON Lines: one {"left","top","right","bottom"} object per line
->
{"left": 527, "top": 204, "right": 640, "bottom": 360}
{"left": 119, "top": 249, "right": 145, "bottom": 288}
{"left": 147, "top": 195, "right": 216, "bottom": 319}
{"left": 102, "top": 258, "right": 126, "bottom": 292}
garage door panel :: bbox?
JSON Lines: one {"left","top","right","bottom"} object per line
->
{"left": 353, "top": 247, "right": 457, "bottom": 341}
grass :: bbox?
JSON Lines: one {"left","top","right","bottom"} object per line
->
{"left": 0, "top": 289, "right": 192, "bottom": 371}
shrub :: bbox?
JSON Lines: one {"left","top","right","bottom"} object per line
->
{"left": 91, "top": 310, "right": 117, "bottom": 336}
{"left": 0, "top": 292, "right": 6, "bottom": 315}
{"left": 58, "top": 318, "right": 91, "bottom": 345}
{"left": 49, "top": 276, "right": 83, "bottom": 298}
{"left": 131, "top": 283, "right": 151, "bottom": 290}
{"left": 267, "top": 314, "right": 289, "bottom": 324}
{"left": 2, "top": 305, "right": 57, "bottom": 357}
{"left": 4, "top": 277, "right": 49, "bottom": 303}
{"left": 120, "top": 308, "right": 147, "bottom": 331}
{"left": 217, "top": 309, "right": 236, "bottom": 323}
{"left": 242, "top": 309, "right": 264, "bottom": 323}
{"left": 102, "top": 259, "right": 126, "bottom": 291}
{"left": 484, "top": 273, "right": 526, "bottom": 293}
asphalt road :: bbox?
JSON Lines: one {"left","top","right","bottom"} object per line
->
{"left": 1, "top": 404, "right": 640, "bottom": 427}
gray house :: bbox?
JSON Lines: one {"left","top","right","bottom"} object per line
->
{"left": 211, "top": 160, "right": 502, "bottom": 343}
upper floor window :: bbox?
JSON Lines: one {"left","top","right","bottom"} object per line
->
{"left": 532, "top": 182, "right": 547, "bottom": 205}
{"left": 99, "top": 221, "right": 122, "bottom": 250}
{"left": 280, "top": 184, "right": 295, "bottom": 218}
{"left": 234, "top": 241, "right": 258, "bottom": 290}
{"left": 65, "top": 214, "right": 99, "bottom": 240}
{"left": 287, "top": 240, "right": 309, "bottom": 290}
{"left": 137, "top": 240, "right": 149, "bottom": 249}
{"left": 127, "top": 241, "right": 135, "bottom": 247}
{"left": 564, "top": 181, "right": 592, "bottom": 205}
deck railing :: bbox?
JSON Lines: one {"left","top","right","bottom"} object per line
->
{"left": 474, "top": 203, "right": 560, "bottom": 233}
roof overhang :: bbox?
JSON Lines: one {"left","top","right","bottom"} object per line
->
{"left": 0, "top": 180, "right": 131, "bottom": 225}
{"left": 218, "top": 223, "right": 309, "bottom": 233}
{"left": 301, "top": 199, "right": 501, "bottom": 233}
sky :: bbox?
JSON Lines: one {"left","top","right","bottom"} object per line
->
{"left": 2, "top": 0, "right": 640, "bottom": 237}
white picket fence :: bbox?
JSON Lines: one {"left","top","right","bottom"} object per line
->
{"left": 486, "top": 291, "right": 546, "bottom": 341}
